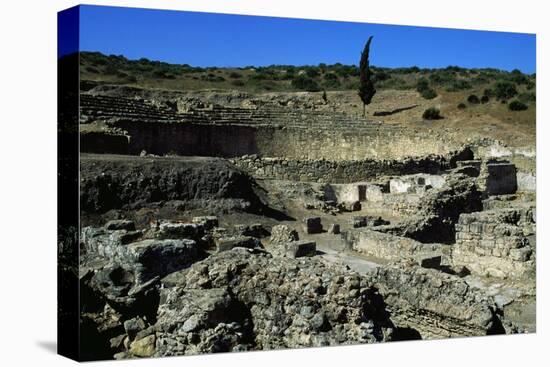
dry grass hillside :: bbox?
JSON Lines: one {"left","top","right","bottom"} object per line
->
{"left": 79, "top": 51, "right": 536, "bottom": 148}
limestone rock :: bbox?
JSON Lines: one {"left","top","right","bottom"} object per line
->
{"left": 130, "top": 335, "right": 156, "bottom": 358}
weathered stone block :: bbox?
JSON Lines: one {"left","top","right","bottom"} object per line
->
{"left": 285, "top": 240, "right": 317, "bottom": 258}
{"left": 469, "top": 223, "right": 483, "bottom": 234}
{"left": 303, "top": 217, "right": 322, "bottom": 234}
{"left": 216, "top": 236, "right": 261, "bottom": 252}
{"left": 156, "top": 222, "right": 204, "bottom": 240}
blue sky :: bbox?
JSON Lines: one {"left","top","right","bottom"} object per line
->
{"left": 67, "top": 5, "right": 535, "bottom": 73}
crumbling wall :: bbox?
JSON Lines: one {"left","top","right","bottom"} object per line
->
{"left": 230, "top": 150, "right": 470, "bottom": 183}
{"left": 343, "top": 228, "right": 447, "bottom": 262}
{"left": 452, "top": 208, "right": 535, "bottom": 279}
{"left": 366, "top": 265, "right": 505, "bottom": 338}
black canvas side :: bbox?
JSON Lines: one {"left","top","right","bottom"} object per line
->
{"left": 57, "top": 5, "right": 80, "bottom": 361}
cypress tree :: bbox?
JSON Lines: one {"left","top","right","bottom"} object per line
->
{"left": 358, "top": 36, "right": 376, "bottom": 117}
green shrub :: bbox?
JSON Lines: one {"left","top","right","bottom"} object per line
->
{"left": 416, "top": 78, "right": 430, "bottom": 92}
{"left": 518, "top": 92, "right": 536, "bottom": 103}
{"left": 508, "top": 100, "right": 528, "bottom": 111}
{"left": 373, "top": 71, "right": 391, "bottom": 82}
{"left": 483, "top": 88, "right": 494, "bottom": 98}
{"left": 229, "top": 72, "right": 242, "bottom": 79}
{"left": 421, "top": 88, "right": 437, "bottom": 99}
{"left": 305, "top": 68, "right": 320, "bottom": 78}
{"left": 493, "top": 81, "right": 518, "bottom": 100}
{"left": 457, "top": 103, "right": 466, "bottom": 109}
{"left": 467, "top": 94, "right": 480, "bottom": 104}
{"left": 429, "top": 70, "right": 456, "bottom": 85}
{"left": 422, "top": 107, "right": 442, "bottom": 120}
{"left": 231, "top": 80, "right": 245, "bottom": 87}
{"left": 322, "top": 78, "right": 341, "bottom": 89}
{"left": 481, "top": 95, "right": 489, "bottom": 104}
{"left": 291, "top": 76, "right": 321, "bottom": 91}
{"left": 508, "top": 69, "right": 529, "bottom": 84}
{"left": 446, "top": 80, "right": 472, "bottom": 91}
{"left": 324, "top": 72, "right": 339, "bottom": 81}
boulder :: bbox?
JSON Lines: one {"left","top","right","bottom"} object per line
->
{"left": 129, "top": 335, "right": 156, "bottom": 358}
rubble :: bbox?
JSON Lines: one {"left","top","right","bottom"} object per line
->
{"left": 155, "top": 249, "right": 395, "bottom": 356}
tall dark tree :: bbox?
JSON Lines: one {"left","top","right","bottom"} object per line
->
{"left": 358, "top": 36, "right": 376, "bottom": 116}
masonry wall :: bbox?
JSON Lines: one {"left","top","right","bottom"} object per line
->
{"left": 84, "top": 119, "right": 467, "bottom": 161}
{"left": 452, "top": 208, "right": 535, "bottom": 279}
{"left": 343, "top": 228, "right": 447, "bottom": 262}
{"left": 230, "top": 155, "right": 460, "bottom": 183}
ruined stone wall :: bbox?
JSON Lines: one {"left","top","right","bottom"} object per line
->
{"left": 361, "top": 193, "right": 422, "bottom": 216}
{"left": 257, "top": 127, "right": 464, "bottom": 161}
{"left": 367, "top": 265, "right": 504, "bottom": 338}
{"left": 452, "top": 208, "right": 535, "bottom": 279}
{"left": 230, "top": 154, "right": 461, "bottom": 184}
{"left": 343, "top": 228, "right": 447, "bottom": 262}
{"left": 98, "top": 122, "right": 465, "bottom": 161}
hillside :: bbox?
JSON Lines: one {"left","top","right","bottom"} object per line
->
{"left": 78, "top": 51, "right": 536, "bottom": 149}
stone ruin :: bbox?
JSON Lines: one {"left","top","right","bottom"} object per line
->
{"left": 69, "top": 85, "right": 536, "bottom": 359}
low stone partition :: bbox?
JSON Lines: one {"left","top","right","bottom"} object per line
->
{"left": 343, "top": 228, "right": 448, "bottom": 262}
{"left": 367, "top": 265, "right": 505, "bottom": 338}
{"left": 452, "top": 208, "right": 535, "bottom": 279}
{"left": 230, "top": 149, "right": 470, "bottom": 184}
